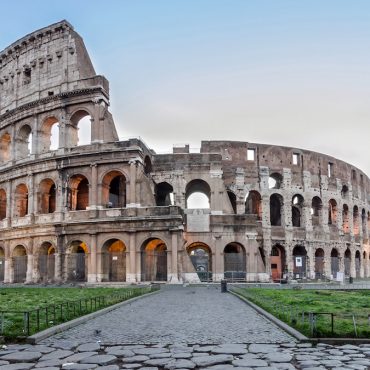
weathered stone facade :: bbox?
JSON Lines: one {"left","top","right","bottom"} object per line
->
{"left": 0, "top": 21, "right": 369, "bottom": 284}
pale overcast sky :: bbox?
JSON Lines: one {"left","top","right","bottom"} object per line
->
{"left": 1, "top": 0, "right": 370, "bottom": 175}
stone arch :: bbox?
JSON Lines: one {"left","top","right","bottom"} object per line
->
{"left": 363, "top": 251, "right": 368, "bottom": 278}
{"left": 328, "top": 199, "right": 338, "bottom": 225}
{"left": 12, "top": 245, "right": 27, "bottom": 283}
{"left": 292, "top": 194, "right": 304, "bottom": 227}
{"left": 344, "top": 248, "right": 351, "bottom": 276}
{"left": 292, "top": 245, "right": 307, "bottom": 279}
{"left": 101, "top": 239, "right": 126, "bottom": 282}
{"left": 40, "top": 116, "right": 59, "bottom": 152}
{"left": 0, "top": 132, "right": 11, "bottom": 162}
{"left": 66, "top": 240, "right": 89, "bottom": 281}
{"left": 355, "top": 250, "right": 361, "bottom": 278}
{"left": 68, "top": 174, "right": 89, "bottom": 210}
{"left": 330, "top": 248, "right": 340, "bottom": 279}
{"left": 38, "top": 178, "right": 56, "bottom": 214}
{"left": 245, "top": 190, "right": 262, "bottom": 219}
{"left": 0, "top": 188, "right": 6, "bottom": 220}
{"left": 314, "top": 248, "right": 325, "bottom": 279}
{"left": 141, "top": 238, "right": 167, "bottom": 282}
{"left": 185, "top": 179, "right": 211, "bottom": 209}
{"left": 70, "top": 109, "right": 92, "bottom": 146}
{"left": 311, "top": 196, "right": 323, "bottom": 226}
{"left": 342, "top": 204, "right": 350, "bottom": 233}
{"left": 361, "top": 208, "right": 366, "bottom": 235}
{"left": 14, "top": 183, "right": 28, "bottom": 217}
{"left": 16, "top": 124, "right": 32, "bottom": 159}
{"left": 0, "top": 246, "right": 4, "bottom": 282}
{"left": 353, "top": 206, "right": 360, "bottom": 235}
{"left": 187, "top": 242, "right": 212, "bottom": 282}
{"left": 37, "top": 241, "right": 56, "bottom": 282}
{"left": 270, "top": 244, "right": 286, "bottom": 281}
{"left": 227, "top": 190, "right": 237, "bottom": 214}
{"left": 155, "top": 182, "right": 174, "bottom": 206}
{"left": 269, "top": 172, "right": 283, "bottom": 189}
{"left": 270, "top": 193, "right": 283, "bottom": 226}
{"left": 224, "top": 242, "right": 246, "bottom": 281}
{"left": 341, "top": 184, "right": 349, "bottom": 199}
{"left": 102, "top": 170, "right": 126, "bottom": 208}
{"left": 144, "top": 156, "right": 152, "bottom": 174}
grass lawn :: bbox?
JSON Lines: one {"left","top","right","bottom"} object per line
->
{"left": 233, "top": 287, "right": 370, "bottom": 338}
{"left": 0, "top": 286, "right": 154, "bottom": 339}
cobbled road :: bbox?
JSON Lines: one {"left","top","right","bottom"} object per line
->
{"left": 42, "top": 286, "right": 294, "bottom": 346}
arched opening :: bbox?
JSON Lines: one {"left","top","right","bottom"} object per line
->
{"left": 186, "top": 179, "right": 211, "bottom": 209}
{"left": 37, "top": 242, "right": 55, "bottom": 282}
{"left": 70, "top": 110, "right": 91, "bottom": 146}
{"left": 292, "top": 194, "right": 304, "bottom": 227}
{"left": 361, "top": 209, "right": 366, "bottom": 235}
{"left": 102, "top": 171, "right": 126, "bottom": 208}
{"left": 16, "top": 124, "right": 32, "bottom": 159}
{"left": 69, "top": 175, "right": 89, "bottom": 210}
{"left": 40, "top": 117, "right": 59, "bottom": 152}
{"left": 353, "top": 206, "right": 360, "bottom": 235}
{"left": 101, "top": 239, "right": 126, "bottom": 282}
{"left": 224, "top": 243, "right": 246, "bottom": 281}
{"left": 268, "top": 173, "right": 283, "bottom": 189}
{"left": 0, "top": 133, "right": 11, "bottom": 162}
{"left": 355, "top": 250, "right": 361, "bottom": 278}
{"left": 328, "top": 199, "right": 337, "bottom": 225}
{"left": 311, "top": 196, "right": 322, "bottom": 226}
{"left": 141, "top": 238, "right": 167, "bottom": 281}
{"left": 14, "top": 184, "right": 28, "bottom": 217}
{"left": 0, "top": 189, "right": 6, "bottom": 220}
{"left": 368, "top": 212, "right": 370, "bottom": 231}
{"left": 155, "top": 182, "right": 174, "bottom": 206}
{"left": 344, "top": 248, "right": 351, "bottom": 276}
{"left": 0, "top": 247, "right": 4, "bottom": 282}
{"left": 341, "top": 185, "right": 349, "bottom": 199}
{"left": 293, "top": 245, "right": 307, "bottom": 279}
{"left": 187, "top": 242, "right": 212, "bottom": 282}
{"left": 342, "top": 204, "right": 350, "bottom": 233}
{"left": 144, "top": 156, "right": 152, "bottom": 174}
{"left": 245, "top": 191, "right": 262, "bottom": 219}
{"left": 270, "top": 244, "right": 286, "bottom": 281}
{"left": 39, "top": 179, "right": 56, "bottom": 214}
{"left": 330, "top": 248, "right": 339, "bottom": 279}
{"left": 227, "top": 191, "right": 237, "bottom": 214}
{"left": 66, "top": 241, "right": 88, "bottom": 281}
{"left": 314, "top": 248, "right": 325, "bottom": 279}
{"left": 270, "top": 193, "right": 283, "bottom": 226}
{"left": 12, "top": 245, "right": 27, "bottom": 283}
{"left": 363, "top": 251, "right": 368, "bottom": 278}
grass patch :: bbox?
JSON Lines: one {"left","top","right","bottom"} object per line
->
{"left": 233, "top": 288, "right": 370, "bottom": 338}
{"left": 0, "top": 286, "right": 156, "bottom": 340}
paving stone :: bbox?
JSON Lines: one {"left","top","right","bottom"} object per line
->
{"left": 95, "top": 366, "right": 120, "bottom": 370}
{"left": 351, "top": 359, "right": 370, "bottom": 366}
{"left": 0, "top": 364, "right": 35, "bottom": 370}
{"left": 211, "top": 344, "right": 248, "bottom": 355}
{"left": 298, "top": 361, "right": 321, "bottom": 368}
{"left": 121, "top": 355, "right": 150, "bottom": 363}
{"left": 41, "top": 350, "right": 74, "bottom": 360}
{"left": 34, "top": 367, "right": 59, "bottom": 370}
{"left": 140, "top": 368, "right": 159, "bottom": 370}
{"left": 256, "top": 367, "right": 279, "bottom": 370}
{"left": 76, "top": 343, "right": 101, "bottom": 352}
{"left": 349, "top": 354, "right": 366, "bottom": 358}
{"left": 34, "top": 359, "right": 65, "bottom": 368}
{"left": 105, "top": 348, "right": 135, "bottom": 357}
{"left": 62, "top": 351, "right": 98, "bottom": 363}
{"left": 134, "top": 347, "right": 168, "bottom": 355}
{"left": 248, "top": 344, "right": 279, "bottom": 353}
{"left": 263, "top": 353, "right": 292, "bottom": 363}
{"left": 79, "top": 355, "right": 116, "bottom": 365}
{"left": 193, "top": 346, "right": 215, "bottom": 352}
{"left": 61, "top": 364, "right": 98, "bottom": 370}
{"left": 0, "top": 363, "right": 8, "bottom": 366}
{"left": 192, "top": 354, "right": 233, "bottom": 367}
{"left": 320, "top": 359, "right": 344, "bottom": 366}
{"left": 0, "top": 351, "right": 42, "bottom": 362}
{"left": 346, "top": 366, "right": 367, "bottom": 370}
{"left": 270, "top": 363, "right": 296, "bottom": 370}
{"left": 121, "top": 364, "right": 141, "bottom": 369}
{"left": 331, "top": 368, "right": 355, "bottom": 370}
{"left": 144, "top": 358, "right": 172, "bottom": 367}
{"left": 149, "top": 352, "right": 172, "bottom": 359}
{"left": 232, "top": 358, "right": 268, "bottom": 367}
{"left": 200, "top": 365, "right": 235, "bottom": 370}
{"left": 25, "top": 346, "right": 55, "bottom": 354}
{"left": 164, "top": 359, "right": 196, "bottom": 369}
{"left": 172, "top": 352, "right": 192, "bottom": 359}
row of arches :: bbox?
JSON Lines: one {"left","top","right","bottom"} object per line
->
{"left": 270, "top": 244, "right": 367, "bottom": 281}
{"left": 0, "top": 110, "right": 92, "bottom": 162}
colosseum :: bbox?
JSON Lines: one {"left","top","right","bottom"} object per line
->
{"left": 0, "top": 20, "right": 369, "bottom": 285}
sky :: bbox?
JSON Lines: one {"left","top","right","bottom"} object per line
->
{"left": 1, "top": 0, "right": 370, "bottom": 175}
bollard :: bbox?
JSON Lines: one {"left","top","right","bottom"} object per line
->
{"left": 221, "top": 279, "right": 227, "bottom": 293}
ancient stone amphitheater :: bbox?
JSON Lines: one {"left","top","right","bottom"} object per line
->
{"left": 0, "top": 20, "right": 368, "bottom": 285}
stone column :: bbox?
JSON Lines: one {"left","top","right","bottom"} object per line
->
{"left": 127, "top": 159, "right": 137, "bottom": 207}
{"left": 27, "top": 173, "right": 34, "bottom": 216}
{"left": 89, "top": 163, "right": 98, "bottom": 209}
{"left": 127, "top": 232, "right": 137, "bottom": 282}
{"left": 88, "top": 233, "right": 97, "bottom": 282}
{"left": 169, "top": 231, "right": 179, "bottom": 283}
{"left": 3, "top": 243, "right": 10, "bottom": 283}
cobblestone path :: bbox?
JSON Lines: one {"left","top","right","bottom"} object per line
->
{"left": 42, "top": 286, "right": 294, "bottom": 346}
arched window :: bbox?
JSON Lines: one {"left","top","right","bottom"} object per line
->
{"left": 186, "top": 179, "right": 211, "bottom": 209}
{"left": 331, "top": 248, "right": 339, "bottom": 279}
{"left": 102, "top": 171, "right": 126, "bottom": 208}
{"left": 14, "top": 184, "right": 28, "bottom": 217}
{"left": 227, "top": 191, "right": 237, "bottom": 214}
{"left": 144, "top": 156, "right": 152, "bottom": 174}
{"left": 155, "top": 182, "right": 174, "bottom": 206}
{"left": 314, "top": 248, "right": 325, "bottom": 279}
{"left": 141, "top": 238, "right": 167, "bottom": 281}
{"left": 0, "top": 133, "right": 11, "bottom": 162}
{"left": 69, "top": 175, "right": 89, "bottom": 211}
{"left": 37, "top": 242, "right": 55, "bottom": 282}
{"left": 12, "top": 245, "right": 27, "bottom": 283}
{"left": 353, "top": 206, "right": 359, "bottom": 235}
{"left": 224, "top": 243, "right": 246, "bottom": 281}
{"left": 270, "top": 193, "right": 283, "bottom": 226}
{"left": 292, "top": 194, "right": 304, "bottom": 227}
{"left": 245, "top": 191, "right": 262, "bottom": 219}
{"left": 66, "top": 241, "right": 89, "bottom": 281}
{"left": 328, "top": 199, "right": 337, "bottom": 225}
{"left": 293, "top": 245, "right": 307, "bottom": 279}
{"left": 269, "top": 173, "right": 283, "bottom": 189}
{"left": 16, "top": 125, "right": 32, "bottom": 159}
{"left": 344, "top": 248, "right": 351, "bottom": 276}
{"left": 101, "top": 239, "right": 126, "bottom": 282}
{"left": 311, "top": 196, "right": 322, "bottom": 226}
{"left": 342, "top": 204, "right": 350, "bottom": 233}
{"left": 0, "top": 189, "right": 6, "bottom": 220}
{"left": 187, "top": 242, "right": 212, "bottom": 282}
{"left": 39, "top": 179, "right": 56, "bottom": 214}
{"left": 341, "top": 185, "right": 349, "bottom": 199}
{"left": 361, "top": 209, "right": 367, "bottom": 235}
{"left": 40, "top": 117, "right": 59, "bottom": 152}
{"left": 70, "top": 110, "right": 91, "bottom": 146}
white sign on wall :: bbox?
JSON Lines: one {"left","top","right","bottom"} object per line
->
{"left": 295, "top": 257, "right": 302, "bottom": 267}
